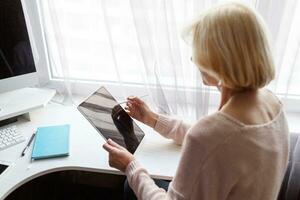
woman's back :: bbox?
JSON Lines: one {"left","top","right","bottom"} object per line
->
{"left": 184, "top": 93, "right": 289, "bottom": 199}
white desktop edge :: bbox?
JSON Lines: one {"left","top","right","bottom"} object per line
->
{"left": 0, "top": 103, "right": 181, "bottom": 200}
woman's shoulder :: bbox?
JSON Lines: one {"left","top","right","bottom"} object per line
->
{"left": 191, "top": 110, "right": 242, "bottom": 132}
{"left": 187, "top": 112, "right": 239, "bottom": 145}
{"left": 218, "top": 89, "right": 282, "bottom": 126}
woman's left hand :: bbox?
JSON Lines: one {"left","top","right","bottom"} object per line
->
{"left": 102, "top": 139, "right": 134, "bottom": 172}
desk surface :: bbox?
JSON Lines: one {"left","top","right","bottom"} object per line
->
{"left": 0, "top": 103, "right": 181, "bottom": 200}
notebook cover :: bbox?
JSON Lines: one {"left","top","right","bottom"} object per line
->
{"left": 31, "top": 124, "right": 70, "bottom": 160}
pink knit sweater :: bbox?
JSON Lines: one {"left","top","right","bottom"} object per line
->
{"left": 125, "top": 108, "right": 289, "bottom": 200}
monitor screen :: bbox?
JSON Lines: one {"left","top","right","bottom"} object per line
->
{"left": 0, "top": 164, "right": 8, "bottom": 175}
{"left": 77, "top": 87, "right": 145, "bottom": 154}
{"left": 0, "top": 0, "right": 36, "bottom": 80}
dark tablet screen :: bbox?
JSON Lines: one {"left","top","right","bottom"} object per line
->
{"left": 77, "top": 87, "right": 145, "bottom": 154}
{"left": 0, "top": 164, "right": 8, "bottom": 175}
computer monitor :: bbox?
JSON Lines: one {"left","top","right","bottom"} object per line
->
{"left": 0, "top": 0, "right": 38, "bottom": 93}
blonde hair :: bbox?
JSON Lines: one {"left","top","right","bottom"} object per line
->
{"left": 183, "top": 3, "right": 275, "bottom": 91}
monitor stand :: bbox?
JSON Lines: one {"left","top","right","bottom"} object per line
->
{"left": 0, "top": 87, "right": 56, "bottom": 124}
{"left": 0, "top": 116, "right": 18, "bottom": 127}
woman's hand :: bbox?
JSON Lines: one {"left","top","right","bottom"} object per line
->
{"left": 125, "top": 96, "right": 158, "bottom": 128}
{"left": 102, "top": 139, "right": 134, "bottom": 172}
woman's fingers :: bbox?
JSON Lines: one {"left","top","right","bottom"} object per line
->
{"left": 124, "top": 106, "right": 131, "bottom": 113}
{"left": 127, "top": 95, "right": 135, "bottom": 100}
{"left": 107, "top": 139, "right": 123, "bottom": 149}
{"left": 127, "top": 102, "right": 132, "bottom": 108}
{"left": 107, "top": 139, "right": 115, "bottom": 146}
{"left": 103, "top": 142, "right": 117, "bottom": 153}
{"left": 127, "top": 101, "right": 140, "bottom": 111}
{"left": 125, "top": 110, "right": 132, "bottom": 116}
{"left": 125, "top": 97, "right": 146, "bottom": 121}
{"left": 126, "top": 103, "right": 136, "bottom": 114}
{"left": 127, "top": 96, "right": 144, "bottom": 105}
{"left": 135, "top": 98, "right": 144, "bottom": 105}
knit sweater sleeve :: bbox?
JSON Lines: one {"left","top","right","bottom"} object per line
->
{"left": 125, "top": 133, "right": 202, "bottom": 200}
{"left": 126, "top": 111, "right": 289, "bottom": 200}
{"left": 125, "top": 114, "right": 242, "bottom": 200}
{"left": 153, "top": 114, "right": 192, "bottom": 145}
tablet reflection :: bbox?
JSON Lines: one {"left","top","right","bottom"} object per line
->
{"left": 111, "top": 105, "right": 139, "bottom": 154}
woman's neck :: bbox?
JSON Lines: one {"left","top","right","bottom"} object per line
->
{"left": 218, "top": 87, "right": 233, "bottom": 110}
{"left": 218, "top": 87, "right": 258, "bottom": 110}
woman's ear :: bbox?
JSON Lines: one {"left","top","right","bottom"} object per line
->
{"left": 200, "top": 71, "right": 219, "bottom": 87}
{"left": 217, "top": 80, "right": 222, "bottom": 91}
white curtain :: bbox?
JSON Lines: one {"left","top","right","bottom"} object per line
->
{"left": 37, "top": 0, "right": 300, "bottom": 120}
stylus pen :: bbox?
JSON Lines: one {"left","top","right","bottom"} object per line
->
{"left": 21, "top": 132, "right": 36, "bottom": 157}
{"left": 119, "top": 94, "right": 149, "bottom": 104}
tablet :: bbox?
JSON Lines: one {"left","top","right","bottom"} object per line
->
{"left": 77, "top": 86, "right": 145, "bottom": 154}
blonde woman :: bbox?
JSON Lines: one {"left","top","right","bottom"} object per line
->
{"left": 103, "top": 3, "right": 289, "bottom": 200}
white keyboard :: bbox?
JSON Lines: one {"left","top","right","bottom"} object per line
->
{"left": 0, "top": 125, "right": 25, "bottom": 151}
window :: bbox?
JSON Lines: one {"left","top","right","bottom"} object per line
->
{"left": 38, "top": 0, "right": 300, "bottom": 98}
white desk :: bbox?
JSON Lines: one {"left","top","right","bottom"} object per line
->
{"left": 0, "top": 103, "right": 181, "bottom": 200}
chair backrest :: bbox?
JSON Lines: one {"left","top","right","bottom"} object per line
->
{"left": 278, "top": 134, "right": 300, "bottom": 200}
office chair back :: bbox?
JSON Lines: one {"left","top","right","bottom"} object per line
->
{"left": 278, "top": 133, "right": 300, "bottom": 200}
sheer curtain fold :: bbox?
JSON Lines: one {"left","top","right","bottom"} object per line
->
{"left": 38, "top": 0, "right": 300, "bottom": 119}
{"left": 129, "top": 0, "right": 208, "bottom": 118}
{"left": 100, "top": 0, "right": 126, "bottom": 100}
{"left": 38, "top": 0, "right": 74, "bottom": 104}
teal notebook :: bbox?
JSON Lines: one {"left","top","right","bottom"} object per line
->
{"left": 31, "top": 124, "right": 70, "bottom": 160}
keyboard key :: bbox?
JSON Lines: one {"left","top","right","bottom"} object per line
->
{"left": 0, "top": 125, "right": 25, "bottom": 151}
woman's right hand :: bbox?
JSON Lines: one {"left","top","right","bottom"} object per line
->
{"left": 125, "top": 96, "right": 158, "bottom": 128}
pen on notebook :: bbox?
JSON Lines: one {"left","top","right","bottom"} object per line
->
{"left": 21, "top": 131, "right": 36, "bottom": 157}
{"left": 118, "top": 94, "right": 149, "bottom": 104}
